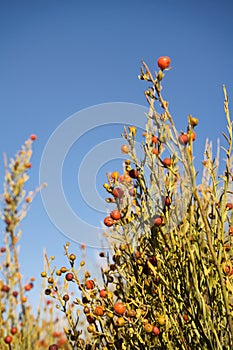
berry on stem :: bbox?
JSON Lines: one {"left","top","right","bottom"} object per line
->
{"left": 157, "top": 56, "right": 171, "bottom": 70}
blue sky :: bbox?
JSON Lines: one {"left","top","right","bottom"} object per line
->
{"left": 0, "top": 0, "right": 233, "bottom": 307}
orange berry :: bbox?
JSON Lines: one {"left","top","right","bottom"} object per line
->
{"left": 121, "top": 144, "right": 130, "bottom": 153}
{"left": 24, "top": 284, "right": 32, "bottom": 291}
{"left": 94, "top": 305, "right": 104, "bottom": 316}
{"left": 162, "top": 158, "right": 171, "bottom": 167}
{"left": 157, "top": 56, "right": 171, "bottom": 70}
{"left": 111, "top": 171, "right": 120, "bottom": 181}
{"left": 114, "top": 302, "right": 126, "bottom": 315}
{"left": 104, "top": 216, "right": 115, "bottom": 227}
{"left": 152, "top": 148, "right": 159, "bottom": 155}
{"left": 85, "top": 279, "right": 95, "bottom": 290}
{"left": 153, "top": 216, "right": 163, "bottom": 227}
{"left": 151, "top": 135, "right": 158, "bottom": 144}
{"left": 30, "top": 134, "right": 37, "bottom": 141}
{"left": 25, "top": 163, "right": 32, "bottom": 169}
{"left": 99, "top": 289, "right": 107, "bottom": 298}
{"left": 65, "top": 273, "right": 74, "bottom": 281}
{"left": 179, "top": 133, "right": 189, "bottom": 145}
{"left": 10, "top": 327, "right": 17, "bottom": 335}
{"left": 110, "top": 209, "right": 121, "bottom": 220}
{"left": 190, "top": 131, "right": 196, "bottom": 141}
{"left": 4, "top": 335, "right": 13, "bottom": 344}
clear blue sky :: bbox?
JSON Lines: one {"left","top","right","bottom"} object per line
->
{"left": 0, "top": 0, "right": 233, "bottom": 307}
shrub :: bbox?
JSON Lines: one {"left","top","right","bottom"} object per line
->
{"left": 42, "top": 58, "right": 233, "bottom": 349}
{"left": 0, "top": 137, "right": 67, "bottom": 349}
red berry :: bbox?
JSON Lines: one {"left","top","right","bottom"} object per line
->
{"left": 128, "top": 169, "right": 139, "bottom": 179}
{"left": 24, "top": 284, "right": 32, "bottom": 291}
{"left": 94, "top": 305, "right": 104, "bottom": 316}
{"left": 12, "top": 291, "right": 18, "bottom": 298}
{"left": 48, "top": 345, "right": 58, "bottom": 350}
{"left": 30, "top": 134, "right": 37, "bottom": 141}
{"left": 4, "top": 335, "right": 13, "bottom": 344}
{"left": 104, "top": 216, "right": 115, "bottom": 227}
{"left": 152, "top": 326, "right": 160, "bottom": 336}
{"left": 179, "top": 133, "right": 189, "bottom": 145}
{"left": 183, "top": 313, "right": 189, "bottom": 322}
{"left": 164, "top": 196, "right": 171, "bottom": 206}
{"left": 152, "top": 216, "right": 163, "bottom": 227}
{"left": 1, "top": 285, "right": 10, "bottom": 293}
{"left": 85, "top": 279, "right": 95, "bottom": 290}
{"left": 162, "top": 158, "right": 171, "bottom": 167}
{"left": 157, "top": 56, "right": 171, "bottom": 70}
{"left": 65, "top": 272, "right": 74, "bottom": 281}
{"left": 152, "top": 148, "right": 159, "bottom": 155}
{"left": 114, "top": 302, "right": 126, "bottom": 315}
{"left": 151, "top": 135, "right": 159, "bottom": 144}
{"left": 112, "top": 187, "right": 124, "bottom": 198}
{"left": 0, "top": 246, "right": 6, "bottom": 253}
{"left": 63, "top": 294, "right": 69, "bottom": 302}
{"left": 86, "top": 314, "right": 95, "bottom": 324}
{"left": 10, "top": 327, "right": 17, "bottom": 335}
{"left": 99, "top": 289, "right": 107, "bottom": 298}
{"left": 110, "top": 210, "right": 121, "bottom": 220}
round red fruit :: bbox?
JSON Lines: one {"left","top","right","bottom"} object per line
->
{"left": 179, "top": 133, "right": 189, "bottom": 145}
{"left": 85, "top": 279, "right": 95, "bottom": 290}
{"left": 65, "top": 272, "right": 74, "bottom": 281}
{"left": 11, "top": 327, "right": 17, "bottom": 335}
{"left": 1, "top": 285, "right": 10, "bottom": 293}
{"left": 48, "top": 345, "right": 58, "bottom": 350}
{"left": 104, "top": 216, "right": 115, "bottom": 227}
{"left": 94, "top": 305, "right": 104, "bottom": 316}
{"left": 12, "top": 291, "right": 18, "bottom": 298}
{"left": 114, "top": 302, "right": 126, "bottom": 315}
{"left": 110, "top": 210, "right": 121, "bottom": 220}
{"left": 128, "top": 169, "right": 139, "bottom": 179}
{"left": 99, "top": 289, "right": 107, "bottom": 298}
{"left": 152, "top": 148, "right": 159, "bottom": 155}
{"left": 164, "top": 196, "right": 171, "bottom": 206}
{"left": 152, "top": 326, "right": 160, "bottom": 336}
{"left": 30, "top": 134, "right": 37, "bottom": 141}
{"left": 0, "top": 246, "right": 6, "bottom": 253}
{"left": 157, "top": 56, "right": 171, "bottom": 70}
{"left": 4, "top": 336, "right": 13, "bottom": 344}
{"left": 162, "top": 158, "right": 171, "bottom": 167}
{"left": 153, "top": 216, "right": 163, "bottom": 227}
{"left": 151, "top": 135, "right": 158, "bottom": 144}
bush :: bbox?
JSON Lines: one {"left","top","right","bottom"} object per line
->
{"left": 42, "top": 58, "right": 233, "bottom": 349}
